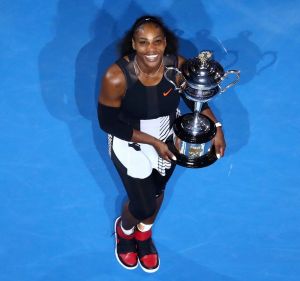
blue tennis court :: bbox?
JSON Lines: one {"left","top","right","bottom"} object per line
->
{"left": 1, "top": 1, "right": 299, "bottom": 280}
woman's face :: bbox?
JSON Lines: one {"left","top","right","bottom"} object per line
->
{"left": 132, "top": 23, "right": 166, "bottom": 68}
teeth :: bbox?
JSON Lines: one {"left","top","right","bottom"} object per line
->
{"left": 146, "top": 55, "right": 158, "bottom": 59}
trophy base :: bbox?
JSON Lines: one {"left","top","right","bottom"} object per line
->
{"left": 168, "top": 142, "right": 218, "bottom": 168}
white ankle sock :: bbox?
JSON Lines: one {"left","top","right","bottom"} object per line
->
{"left": 137, "top": 222, "right": 153, "bottom": 232}
{"left": 120, "top": 221, "right": 135, "bottom": 235}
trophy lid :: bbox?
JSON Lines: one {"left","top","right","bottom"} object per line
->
{"left": 182, "top": 51, "right": 225, "bottom": 89}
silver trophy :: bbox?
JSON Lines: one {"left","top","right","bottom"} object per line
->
{"left": 164, "top": 50, "right": 240, "bottom": 168}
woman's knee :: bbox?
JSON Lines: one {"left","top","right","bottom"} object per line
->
{"left": 128, "top": 201, "right": 156, "bottom": 221}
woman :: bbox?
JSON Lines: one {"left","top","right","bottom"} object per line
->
{"left": 98, "top": 15, "right": 226, "bottom": 273}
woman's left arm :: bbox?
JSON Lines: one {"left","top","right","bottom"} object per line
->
{"left": 201, "top": 108, "right": 226, "bottom": 158}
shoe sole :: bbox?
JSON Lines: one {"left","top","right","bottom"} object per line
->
{"left": 114, "top": 216, "right": 138, "bottom": 270}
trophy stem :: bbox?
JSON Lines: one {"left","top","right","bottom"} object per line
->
{"left": 193, "top": 101, "right": 203, "bottom": 131}
{"left": 194, "top": 101, "right": 203, "bottom": 113}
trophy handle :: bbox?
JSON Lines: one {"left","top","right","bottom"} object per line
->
{"left": 220, "top": 70, "right": 240, "bottom": 93}
{"left": 164, "top": 67, "right": 186, "bottom": 92}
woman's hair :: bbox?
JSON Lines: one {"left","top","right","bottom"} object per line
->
{"left": 118, "top": 15, "right": 178, "bottom": 57}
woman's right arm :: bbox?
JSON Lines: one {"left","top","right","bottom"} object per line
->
{"left": 98, "top": 64, "right": 176, "bottom": 162}
{"left": 98, "top": 64, "right": 134, "bottom": 141}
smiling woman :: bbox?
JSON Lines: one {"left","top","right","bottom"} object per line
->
{"left": 97, "top": 15, "right": 225, "bottom": 273}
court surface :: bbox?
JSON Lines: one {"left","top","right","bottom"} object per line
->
{"left": 1, "top": 1, "right": 299, "bottom": 280}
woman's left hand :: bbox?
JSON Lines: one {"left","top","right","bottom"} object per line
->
{"left": 212, "top": 129, "right": 226, "bottom": 158}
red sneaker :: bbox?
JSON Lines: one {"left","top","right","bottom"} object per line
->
{"left": 114, "top": 217, "right": 138, "bottom": 270}
{"left": 135, "top": 228, "right": 160, "bottom": 273}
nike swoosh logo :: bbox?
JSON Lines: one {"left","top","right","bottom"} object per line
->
{"left": 163, "top": 88, "right": 172, "bottom": 97}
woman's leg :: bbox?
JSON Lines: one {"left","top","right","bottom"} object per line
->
{"left": 141, "top": 193, "right": 164, "bottom": 225}
{"left": 121, "top": 202, "right": 139, "bottom": 229}
{"left": 121, "top": 192, "right": 164, "bottom": 229}
{"left": 116, "top": 165, "right": 174, "bottom": 272}
{"left": 141, "top": 163, "right": 175, "bottom": 225}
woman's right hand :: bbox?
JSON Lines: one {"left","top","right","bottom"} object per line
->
{"left": 153, "top": 139, "right": 177, "bottom": 162}
{"left": 130, "top": 130, "right": 177, "bottom": 162}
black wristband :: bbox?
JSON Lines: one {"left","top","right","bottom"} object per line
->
{"left": 97, "top": 103, "right": 133, "bottom": 141}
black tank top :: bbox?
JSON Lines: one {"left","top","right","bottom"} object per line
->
{"left": 115, "top": 53, "right": 180, "bottom": 122}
